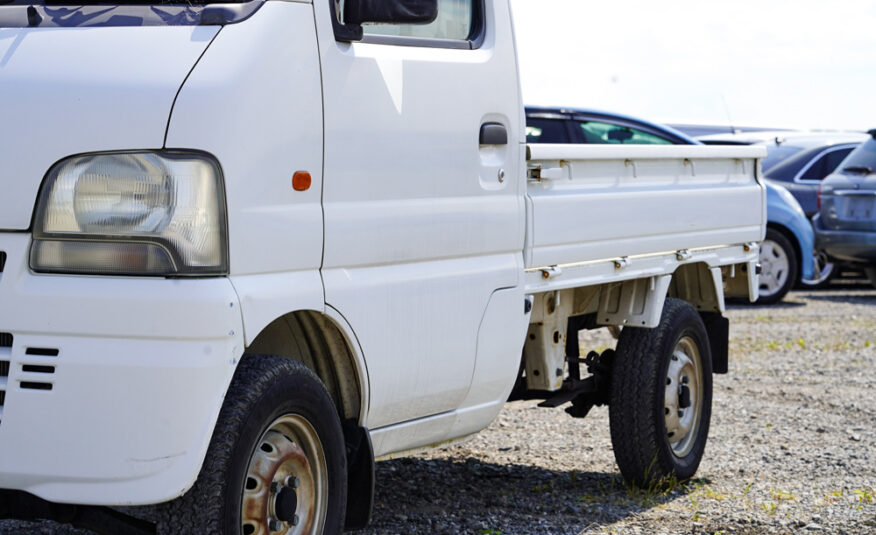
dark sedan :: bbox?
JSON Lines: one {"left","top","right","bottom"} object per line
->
{"left": 814, "top": 130, "right": 876, "bottom": 288}
{"left": 696, "top": 131, "right": 868, "bottom": 217}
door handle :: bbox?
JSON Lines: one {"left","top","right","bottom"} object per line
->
{"left": 479, "top": 123, "right": 508, "bottom": 145}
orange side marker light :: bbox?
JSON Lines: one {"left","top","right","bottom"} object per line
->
{"left": 293, "top": 171, "right": 311, "bottom": 191}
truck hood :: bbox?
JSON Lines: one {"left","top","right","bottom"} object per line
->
{"left": 0, "top": 25, "right": 219, "bottom": 230}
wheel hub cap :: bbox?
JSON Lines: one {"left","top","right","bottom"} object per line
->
{"left": 241, "top": 416, "right": 327, "bottom": 535}
{"left": 759, "top": 239, "right": 790, "bottom": 296}
{"left": 664, "top": 336, "right": 703, "bottom": 457}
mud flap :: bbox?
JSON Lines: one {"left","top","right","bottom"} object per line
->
{"left": 342, "top": 420, "right": 375, "bottom": 530}
{"left": 699, "top": 312, "right": 729, "bottom": 374}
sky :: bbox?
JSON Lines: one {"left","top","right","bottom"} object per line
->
{"left": 509, "top": 0, "right": 876, "bottom": 131}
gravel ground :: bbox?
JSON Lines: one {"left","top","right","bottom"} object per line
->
{"left": 3, "top": 284, "right": 875, "bottom": 534}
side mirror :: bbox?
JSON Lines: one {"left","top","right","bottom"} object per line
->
{"left": 344, "top": 0, "right": 438, "bottom": 25}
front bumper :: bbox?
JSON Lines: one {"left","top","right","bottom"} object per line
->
{"left": 813, "top": 216, "right": 876, "bottom": 264}
{"left": 0, "top": 232, "right": 245, "bottom": 505}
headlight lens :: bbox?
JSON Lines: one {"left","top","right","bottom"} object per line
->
{"left": 31, "top": 151, "right": 228, "bottom": 276}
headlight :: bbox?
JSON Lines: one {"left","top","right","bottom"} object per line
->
{"left": 31, "top": 151, "right": 228, "bottom": 276}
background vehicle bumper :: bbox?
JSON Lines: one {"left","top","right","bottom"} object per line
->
{"left": 0, "top": 233, "right": 244, "bottom": 505}
{"left": 813, "top": 217, "right": 876, "bottom": 264}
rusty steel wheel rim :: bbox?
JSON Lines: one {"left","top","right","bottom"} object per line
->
{"left": 241, "top": 415, "right": 328, "bottom": 535}
{"left": 664, "top": 336, "right": 703, "bottom": 458}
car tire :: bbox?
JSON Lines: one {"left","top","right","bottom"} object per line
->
{"left": 157, "top": 355, "right": 347, "bottom": 535}
{"left": 609, "top": 298, "right": 713, "bottom": 486}
{"left": 757, "top": 228, "right": 798, "bottom": 304}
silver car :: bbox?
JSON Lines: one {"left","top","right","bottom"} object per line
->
{"left": 813, "top": 130, "right": 876, "bottom": 288}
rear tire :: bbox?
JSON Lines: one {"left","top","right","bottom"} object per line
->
{"left": 609, "top": 299, "right": 713, "bottom": 486}
{"left": 757, "top": 228, "right": 797, "bottom": 304}
{"left": 158, "top": 356, "right": 347, "bottom": 535}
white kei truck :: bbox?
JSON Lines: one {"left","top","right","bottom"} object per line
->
{"left": 0, "top": 0, "right": 766, "bottom": 533}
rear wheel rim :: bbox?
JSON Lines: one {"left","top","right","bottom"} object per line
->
{"left": 241, "top": 415, "right": 328, "bottom": 535}
{"left": 759, "top": 239, "right": 790, "bottom": 297}
{"left": 664, "top": 336, "right": 703, "bottom": 458}
{"left": 802, "top": 252, "right": 834, "bottom": 286}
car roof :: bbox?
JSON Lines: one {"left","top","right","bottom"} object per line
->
{"left": 524, "top": 106, "right": 699, "bottom": 145}
{"left": 697, "top": 130, "right": 868, "bottom": 149}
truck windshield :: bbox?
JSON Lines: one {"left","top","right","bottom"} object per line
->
{"left": 1, "top": 0, "right": 259, "bottom": 27}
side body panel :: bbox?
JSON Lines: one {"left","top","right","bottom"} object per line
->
{"left": 165, "top": 2, "right": 324, "bottom": 282}
{"left": 165, "top": 2, "right": 328, "bottom": 346}
{"left": 526, "top": 144, "right": 767, "bottom": 269}
{"left": 314, "top": 0, "right": 526, "bottom": 430}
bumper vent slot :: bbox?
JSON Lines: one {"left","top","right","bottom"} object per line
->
{"left": 0, "top": 333, "right": 11, "bottom": 348}
{"left": 25, "top": 347, "right": 59, "bottom": 357}
{"left": 22, "top": 364, "right": 54, "bottom": 374}
{"left": 0, "top": 251, "right": 6, "bottom": 272}
{"left": 20, "top": 382, "right": 52, "bottom": 391}
{"left": 0, "top": 361, "right": 8, "bottom": 377}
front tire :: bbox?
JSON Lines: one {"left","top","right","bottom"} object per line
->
{"left": 757, "top": 228, "right": 798, "bottom": 304}
{"left": 158, "top": 356, "right": 347, "bottom": 535}
{"left": 609, "top": 299, "right": 713, "bottom": 486}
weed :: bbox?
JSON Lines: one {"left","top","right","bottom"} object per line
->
{"left": 853, "top": 488, "right": 873, "bottom": 504}
{"left": 696, "top": 486, "right": 729, "bottom": 501}
{"left": 761, "top": 502, "right": 777, "bottom": 514}
{"left": 771, "top": 489, "right": 795, "bottom": 501}
{"left": 797, "top": 338, "right": 806, "bottom": 349}
{"left": 479, "top": 529, "right": 501, "bottom": 535}
{"left": 742, "top": 483, "right": 753, "bottom": 497}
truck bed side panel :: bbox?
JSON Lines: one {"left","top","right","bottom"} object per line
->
{"left": 526, "top": 145, "right": 766, "bottom": 269}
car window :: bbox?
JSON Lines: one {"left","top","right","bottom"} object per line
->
{"left": 526, "top": 119, "right": 570, "bottom": 143}
{"left": 800, "top": 148, "right": 854, "bottom": 181}
{"left": 577, "top": 121, "right": 673, "bottom": 145}
{"left": 762, "top": 145, "right": 805, "bottom": 172}
{"left": 838, "top": 139, "right": 876, "bottom": 173}
{"left": 359, "top": 0, "right": 475, "bottom": 41}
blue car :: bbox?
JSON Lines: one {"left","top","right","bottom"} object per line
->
{"left": 761, "top": 181, "right": 815, "bottom": 303}
{"left": 525, "top": 107, "right": 815, "bottom": 303}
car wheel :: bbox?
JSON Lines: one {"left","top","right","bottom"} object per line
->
{"left": 158, "top": 356, "right": 347, "bottom": 535}
{"left": 757, "top": 228, "right": 798, "bottom": 304}
{"left": 609, "top": 298, "right": 713, "bottom": 486}
{"left": 797, "top": 251, "right": 836, "bottom": 289}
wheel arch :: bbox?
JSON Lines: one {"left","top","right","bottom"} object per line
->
{"left": 244, "top": 309, "right": 368, "bottom": 425}
{"left": 667, "top": 261, "right": 726, "bottom": 314}
{"left": 766, "top": 222, "right": 803, "bottom": 276}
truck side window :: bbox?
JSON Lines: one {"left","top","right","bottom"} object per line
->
{"left": 345, "top": 0, "right": 480, "bottom": 43}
